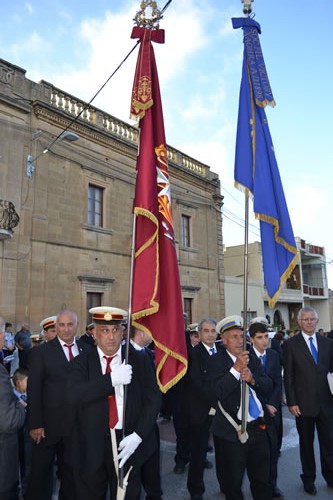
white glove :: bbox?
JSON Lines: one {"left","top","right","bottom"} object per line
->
{"left": 111, "top": 361, "right": 132, "bottom": 386}
{"left": 118, "top": 432, "right": 142, "bottom": 468}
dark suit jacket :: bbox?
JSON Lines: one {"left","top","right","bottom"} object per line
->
{"left": 188, "top": 342, "right": 218, "bottom": 425}
{"left": 27, "top": 336, "right": 88, "bottom": 440}
{"left": 210, "top": 349, "right": 273, "bottom": 442}
{"left": 66, "top": 345, "right": 161, "bottom": 475}
{"left": 283, "top": 333, "right": 333, "bottom": 417}
{"left": 0, "top": 364, "right": 26, "bottom": 494}
{"left": 250, "top": 347, "right": 282, "bottom": 409}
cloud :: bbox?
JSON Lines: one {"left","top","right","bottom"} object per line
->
{"left": 43, "top": 0, "right": 217, "bottom": 124}
{"left": 10, "top": 32, "right": 49, "bottom": 60}
{"left": 25, "top": 2, "right": 33, "bottom": 15}
{"left": 181, "top": 86, "right": 227, "bottom": 121}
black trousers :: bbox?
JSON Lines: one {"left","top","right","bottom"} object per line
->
{"left": 214, "top": 423, "right": 272, "bottom": 500}
{"left": 26, "top": 436, "right": 75, "bottom": 500}
{"left": 141, "top": 425, "right": 162, "bottom": 499}
{"left": 187, "top": 416, "right": 212, "bottom": 496}
{"left": 265, "top": 411, "right": 282, "bottom": 488}
{"left": 296, "top": 412, "right": 333, "bottom": 486}
{"left": 74, "top": 435, "right": 142, "bottom": 500}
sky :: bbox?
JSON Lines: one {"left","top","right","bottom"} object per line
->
{"left": 1, "top": 0, "right": 333, "bottom": 288}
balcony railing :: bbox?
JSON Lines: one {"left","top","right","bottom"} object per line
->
{"left": 300, "top": 239, "right": 324, "bottom": 256}
{"left": 41, "top": 83, "right": 210, "bottom": 179}
{"left": 303, "top": 284, "right": 325, "bottom": 297}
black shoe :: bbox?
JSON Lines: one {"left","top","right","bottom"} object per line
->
{"left": 190, "top": 496, "right": 203, "bottom": 500}
{"left": 272, "top": 487, "right": 284, "bottom": 498}
{"left": 204, "top": 459, "right": 213, "bottom": 469}
{"left": 173, "top": 464, "right": 186, "bottom": 474}
{"left": 304, "top": 484, "right": 317, "bottom": 495}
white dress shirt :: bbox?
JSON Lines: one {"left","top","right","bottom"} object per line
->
{"left": 97, "top": 345, "right": 124, "bottom": 429}
{"left": 226, "top": 350, "right": 263, "bottom": 422}
{"left": 58, "top": 337, "right": 80, "bottom": 361}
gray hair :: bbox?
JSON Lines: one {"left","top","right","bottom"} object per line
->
{"left": 297, "top": 306, "right": 318, "bottom": 321}
{"left": 198, "top": 318, "right": 217, "bottom": 332}
{"left": 56, "top": 309, "right": 78, "bottom": 325}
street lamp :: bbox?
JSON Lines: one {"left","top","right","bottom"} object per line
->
{"left": 26, "top": 131, "right": 80, "bottom": 177}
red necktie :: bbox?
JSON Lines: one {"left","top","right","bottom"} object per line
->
{"left": 64, "top": 343, "right": 74, "bottom": 361}
{"left": 104, "top": 356, "right": 119, "bottom": 428}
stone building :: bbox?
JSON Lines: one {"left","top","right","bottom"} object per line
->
{"left": 0, "top": 58, "right": 225, "bottom": 333}
{"left": 224, "top": 238, "right": 331, "bottom": 331}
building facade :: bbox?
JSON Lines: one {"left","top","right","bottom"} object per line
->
{"left": 0, "top": 59, "right": 225, "bottom": 333}
{"left": 224, "top": 238, "right": 331, "bottom": 331}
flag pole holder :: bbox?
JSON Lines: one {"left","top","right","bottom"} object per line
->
{"left": 241, "top": 0, "right": 254, "bottom": 16}
{"left": 133, "top": 0, "right": 163, "bottom": 29}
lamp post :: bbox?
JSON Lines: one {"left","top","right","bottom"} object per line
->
{"left": 26, "top": 131, "right": 80, "bottom": 177}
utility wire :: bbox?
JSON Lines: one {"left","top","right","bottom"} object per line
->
{"left": 31, "top": 0, "right": 174, "bottom": 163}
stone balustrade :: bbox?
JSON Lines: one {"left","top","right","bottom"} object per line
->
{"left": 45, "top": 84, "right": 209, "bottom": 178}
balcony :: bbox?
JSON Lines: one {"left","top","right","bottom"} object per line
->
{"left": 300, "top": 239, "right": 324, "bottom": 256}
{"left": 0, "top": 200, "right": 20, "bottom": 239}
{"left": 303, "top": 284, "right": 326, "bottom": 298}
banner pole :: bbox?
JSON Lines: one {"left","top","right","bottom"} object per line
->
{"left": 241, "top": 191, "right": 249, "bottom": 434}
{"left": 119, "top": 213, "right": 137, "bottom": 488}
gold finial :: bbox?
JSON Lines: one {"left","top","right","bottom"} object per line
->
{"left": 133, "top": 0, "right": 163, "bottom": 29}
{"left": 241, "top": 0, "right": 254, "bottom": 16}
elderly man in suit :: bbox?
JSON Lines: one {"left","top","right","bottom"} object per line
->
{"left": 210, "top": 315, "right": 273, "bottom": 500}
{"left": 186, "top": 318, "right": 221, "bottom": 500}
{"left": 283, "top": 306, "right": 333, "bottom": 495}
{"left": 66, "top": 307, "right": 161, "bottom": 500}
{"left": 27, "top": 309, "right": 88, "bottom": 500}
{"left": 0, "top": 317, "right": 26, "bottom": 500}
{"left": 249, "top": 318, "right": 284, "bottom": 499}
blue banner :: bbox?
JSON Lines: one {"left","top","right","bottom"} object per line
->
{"left": 233, "top": 17, "right": 298, "bottom": 307}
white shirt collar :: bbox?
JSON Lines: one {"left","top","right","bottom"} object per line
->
{"left": 301, "top": 331, "right": 317, "bottom": 348}
{"left": 202, "top": 342, "right": 216, "bottom": 354}
{"left": 253, "top": 346, "right": 266, "bottom": 358}
{"left": 97, "top": 344, "right": 122, "bottom": 363}
{"left": 130, "top": 339, "right": 144, "bottom": 351}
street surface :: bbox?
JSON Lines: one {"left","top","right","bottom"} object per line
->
{"left": 157, "top": 405, "right": 333, "bottom": 499}
{"left": 52, "top": 406, "right": 332, "bottom": 499}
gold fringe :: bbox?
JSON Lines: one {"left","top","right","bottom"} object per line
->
{"left": 256, "top": 98, "right": 276, "bottom": 109}
{"left": 267, "top": 250, "right": 299, "bottom": 308}
{"left": 130, "top": 98, "right": 154, "bottom": 122}
{"left": 255, "top": 212, "right": 298, "bottom": 256}
{"left": 131, "top": 319, "right": 188, "bottom": 393}
{"left": 134, "top": 207, "right": 158, "bottom": 258}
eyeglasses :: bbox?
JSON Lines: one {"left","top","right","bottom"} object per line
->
{"left": 299, "top": 318, "right": 317, "bottom": 322}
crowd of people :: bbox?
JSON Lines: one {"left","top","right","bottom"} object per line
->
{"left": 0, "top": 305, "right": 333, "bottom": 500}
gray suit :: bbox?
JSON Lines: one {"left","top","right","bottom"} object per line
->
{"left": 0, "top": 364, "right": 26, "bottom": 499}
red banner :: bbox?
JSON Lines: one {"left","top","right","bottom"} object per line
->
{"left": 130, "top": 26, "right": 187, "bottom": 392}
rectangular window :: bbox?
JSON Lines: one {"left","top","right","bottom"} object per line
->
{"left": 181, "top": 214, "right": 191, "bottom": 248}
{"left": 88, "top": 185, "right": 103, "bottom": 227}
{"left": 183, "top": 298, "right": 193, "bottom": 326}
{"left": 86, "top": 292, "right": 102, "bottom": 326}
